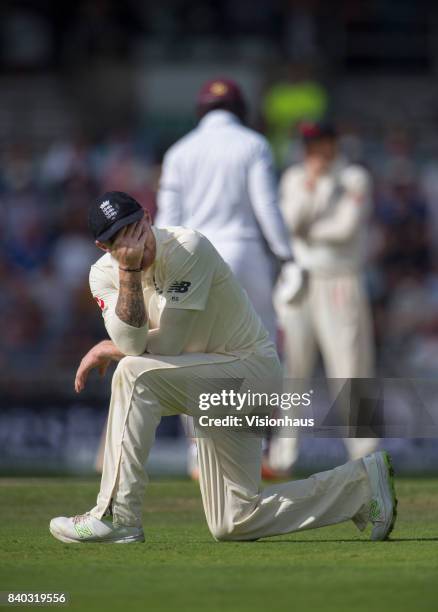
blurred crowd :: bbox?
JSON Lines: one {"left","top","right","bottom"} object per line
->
{"left": 365, "top": 129, "right": 438, "bottom": 377}
{"left": 0, "top": 1, "right": 428, "bottom": 72}
{"left": 1, "top": 121, "right": 438, "bottom": 383}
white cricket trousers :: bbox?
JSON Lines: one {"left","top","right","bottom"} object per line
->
{"left": 271, "top": 272, "right": 377, "bottom": 471}
{"left": 90, "top": 351, "right": 372, "bottom": 539}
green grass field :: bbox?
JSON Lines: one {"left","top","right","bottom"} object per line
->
{"left": 0, "top": 477, "right": 437, "bottom": 612}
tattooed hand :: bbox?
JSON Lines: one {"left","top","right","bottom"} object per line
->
{"left": 110, "top": 220, "right": 149, "bottom": 328}
{"left": 111, "top": 219, "right": 148, "bottom": 270}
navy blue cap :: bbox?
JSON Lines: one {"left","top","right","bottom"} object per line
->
{"left": 89, "top": 191, "right": 144, "bottom": 242}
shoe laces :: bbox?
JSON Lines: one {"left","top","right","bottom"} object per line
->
{"left": 72, "top": 513, "right": 90, "bottom": 525}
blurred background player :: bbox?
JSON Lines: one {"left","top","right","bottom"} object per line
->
{"left": 156, "top": 78, "right": 294, "bottom": 478}
{"left": 270, "top": 121, "right": 378, "bottom": 473}
{"left": 157, "top": 77, "right": 293, "bottom": 341}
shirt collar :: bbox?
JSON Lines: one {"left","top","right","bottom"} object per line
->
{"left": 198, "top": 109, "right": 240, "bottom": 129}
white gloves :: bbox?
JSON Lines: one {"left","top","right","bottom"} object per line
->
{"left": 274, "top": 261, "right": 306, "bottom": 307}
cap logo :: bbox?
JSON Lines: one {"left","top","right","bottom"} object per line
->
{"left": 210, "top": 82, "right": 228, "bottom": 96}
{"left": 100, "top": 200, "right": 118, "bottom": 221}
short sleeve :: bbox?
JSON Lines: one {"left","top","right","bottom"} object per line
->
{"left": 161, "top": 232, "right": 216, "bottom": 311}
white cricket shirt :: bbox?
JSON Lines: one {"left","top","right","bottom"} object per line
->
{"left": 280, "top": 162, "right": 372, "bottom": 274}
{"left": 156, "top": 110, "right": 292, "bottom": 261}
{"left": 89, "top": 227, "right": 274, "bottom": 357}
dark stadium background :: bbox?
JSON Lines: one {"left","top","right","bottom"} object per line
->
{"left": 1, "top": 0, "right": 437, "bottom": 475}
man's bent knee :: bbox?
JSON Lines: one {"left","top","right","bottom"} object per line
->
{"left": 113, "top": 355, "right": 158, "bottom": 384}
{"left": 209, "top": 521, "right": 257, "bottom": 542}
{"left": 209, "top": 522, "right": 235, "bottom": 542}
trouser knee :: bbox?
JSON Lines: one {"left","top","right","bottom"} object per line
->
{"left": 209, "top": 520, "right": 259, "bottom": 542}
{"left": 111, "top": 356, "right": 158, "bottom": 392}
{"left": 209, "top": 521, "right": 238, "bottom": 542}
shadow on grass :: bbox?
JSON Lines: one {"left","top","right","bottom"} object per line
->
{"left": 170, "top": 537, "right": 425, "bottom": 545}
{"left": 387, "top": 537, "right": 438, "bottom": 542}
{"left": 255, "top": 537, "right": 438, "bottom": 543}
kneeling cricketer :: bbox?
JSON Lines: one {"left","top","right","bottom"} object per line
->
{"left": 50, "top": 191, "right": 397, "bottom": 544}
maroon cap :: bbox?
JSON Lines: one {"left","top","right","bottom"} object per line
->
{"left": 197, "top": 78, "right": 244, "bottom": 107}
{"left": 298, "top": 121, "right": 336, "bottom": 142}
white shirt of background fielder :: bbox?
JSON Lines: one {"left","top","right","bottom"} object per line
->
{"left": 156, "top": 110, "right": 292, "bottom": 262}
{"left": 279, "top": 160, "right": 372, "bottom": 274}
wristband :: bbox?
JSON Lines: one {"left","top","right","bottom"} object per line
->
{"left": 119, "top": 266, "right": 142, "bottom": 272}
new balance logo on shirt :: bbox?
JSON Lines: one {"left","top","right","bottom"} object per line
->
{"left": 154, "top": 277, "right": 191, "bottom": 298}
{"left": 168, "top": 281, "right": 191, "bottom": 294}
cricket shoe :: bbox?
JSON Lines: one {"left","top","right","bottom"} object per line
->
{"left": 363, "top": 451, "right": 398, "bottom": 541}
{"left": 49, "top": 513, "right": 145, "bottom": 544}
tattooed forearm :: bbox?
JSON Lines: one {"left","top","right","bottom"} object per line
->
{"left": 115, "top": 271, "right": 147, "bottom": 328}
